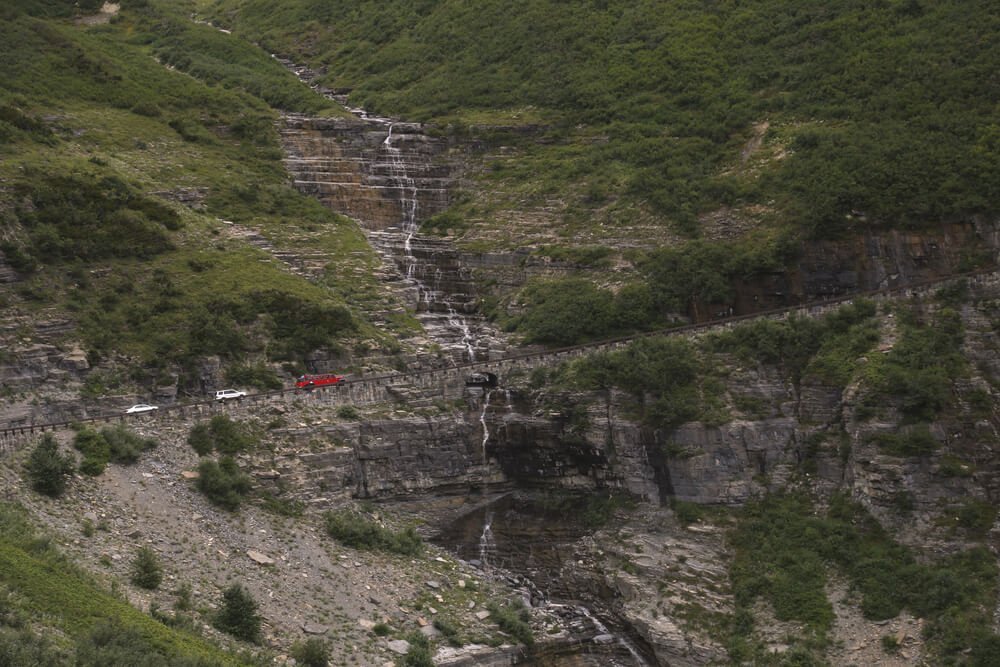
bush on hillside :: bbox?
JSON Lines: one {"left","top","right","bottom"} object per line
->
{"left": 195, "top": 456, "right": 252, "bottom": 511}
{"left": 101, "top": 425, "right": 157, "bottom": 464}
{"left": 24, "top": 434, "right": 75, "bottom": 497}
{"left": 73, "top": 428, "right": 111, "bottom": 476}
{"left": 187, "top": 415, "right": 253, "bottom": 457}
{"left": 130, "top": 546, "right": 163, "bottom": 590}
{"left": 324, "top": 510, "right": 422, "bottom": 556}
{"left": 213, "top": 584, "right": 261, "bottom": 643}
{"left": 291, "top": 638, "right": 329, "bottom": 667}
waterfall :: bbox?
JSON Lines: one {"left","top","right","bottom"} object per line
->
{"left": 548, "top": 604, "right": 652, "bottom": 667}
{"left": 478, "top": 511, "right": 496, "bottom": 570}
{"left": 479, "top": 389, "right": 493, "bottom": 463}
{"left": 379, "top": 124, "right": 478, "bottom": 362}
{"left": 381, "top": 124, "right": 419, "bottom": 281}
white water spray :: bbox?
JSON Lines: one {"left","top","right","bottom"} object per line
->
{"left": 381, "top": 124, "right": 419, "bottom": 278}
{"left": 479, "top": 389, "right": 493, "bottom": 463}
{"left": 575, "top": 605, "right": 651, "bottom": 666}
{"left": 380, "top": 123, "right": 478, "bottom": 362}
{"left": 478, "top": 511, "right": 496, "bottom": 570}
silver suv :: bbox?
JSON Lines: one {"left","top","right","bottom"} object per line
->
{"left": 214, "top": 389, "right": 246, "bottom": 401}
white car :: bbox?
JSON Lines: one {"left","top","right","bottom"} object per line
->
{"left": 214, "top": 389, "right": 246, "bottom": 401}
{"left": 125, "top": 404, "right": 158, "bottom": 414}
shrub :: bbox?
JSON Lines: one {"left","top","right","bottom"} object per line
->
{"left": 186, "top": 423, "right": 213, "bottom": 456}
{"left": 336, "top": 405, "right": 360, "bottom": 420}
{"left": 291, "top": 638, "right": 329, "bottom": 667}
{"left": 24, "top": 434, "right": 75, "bottom": 497}
{"left": 515, "top": 278, "right": 617, "bottom": 345}
{"left": 101, "top": 425, "right": 157, "bottom": 464}
{"left": 402, "top": 632, "right": 434, "bottom": 667}
{"left": 13, "top": 172, "right": 177, "bottom": 263}
{"left": 486, "top": 599, "right": 534, "bottom": 647}
{"left": 187, "top": 416, "right": 253, "bottom": 456}
{"left": 73, "top": 428, "right": 111, "bottom": 476}
{"left": 869, "top": 425, "right": 938, "bottom": 457}
{"left": 130, "top": 546, "right": 163, "bottom": 590}
{"left": 225, "top": 363, "right": 282, "bottom": 391}
{"left": 195, "top": 457, "right": 252, "bottom": 510}
{"left": 433, "top": 617, "right": 462, "bottom": 646}
{"left": 213, "top": 583, "right": 261, "bottom": 643}
{"left": 324, "top": 510, "right": 422, "bottom": 556}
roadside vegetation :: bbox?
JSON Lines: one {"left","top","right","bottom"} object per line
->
{"left": 325, "top": 508, "right": 423, "bottom": 556}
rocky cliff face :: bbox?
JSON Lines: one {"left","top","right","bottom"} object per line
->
{"left": 236, "top": 273, "right": 1000, "bottom": 665}
{"left": 732, "top": 217, "right": 1000, "bottom": 316}
{"left": 280, "top": 114, "right": 512, "bottom": 362}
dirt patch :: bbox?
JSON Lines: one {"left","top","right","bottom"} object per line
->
{"left": 76, "top": 3, "right": 120, "bottom": 26}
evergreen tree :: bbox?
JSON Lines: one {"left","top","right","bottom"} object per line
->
{"left": 24, "top": 434, "right": 75, "bottom": 497}
{"left": 213, "top": 583, "right": 261, "bottom": 643}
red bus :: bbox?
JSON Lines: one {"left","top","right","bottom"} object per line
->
{"left": 295, "top": 374, "right": 344, "bottom": 389}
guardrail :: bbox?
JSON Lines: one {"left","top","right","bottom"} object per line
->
{"left": 1, "top": 267, "right": 996, "bottom": 443}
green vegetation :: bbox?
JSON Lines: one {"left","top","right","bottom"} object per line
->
{"left": 729, "top": 493, "right": 999, "bottom": 663}
{"left": 324, "top": 509, "right": 423, "bottom": 556}
{"left": 130, "top": 546, "right": 163, "bottom": 590}
{"left": 567, "top": 337, "right": 711, "bottom": 430}
{"left": 0, "top": 502, "right": 242, "bottom": 664}
{"left": 860, "top": 307, "right": 967, "bottom": 421}
{"left": 73, "top": 428, "right": 111, "bottom": 476}
{"left": 24, "top": 434, "right": 75, "bottom": 497}
{"left": 486, "top": 599, "right": 534, "bottom": 647}
{"left": 0, "top": 0, "right": 388, "bottom": 396}
{"left": 868, "top": 425, "right": 939, "bottom": 457}
{"left": 209, "top": 0, "right": 1000, "bottom": 239}
{"left": 74, "top": 425, "right": 158, "bottom": 476}
{"left": 711, "top": 299, "right": 880, "bottom": 387}
{"left": 10, "top": 172, "right": 179, "bottom": 267}
{"left": 290, "top": 638, "right": 329, "bottom": 667}
{"left": 187, "top": 416, "right": 254, "bottom": 456}
{"left": 194, "top": 456, "right": 253, "bottom": 511}
{"left": 401, "top": 631, "right": 434, "bottom": 667}
{"left": 213, "top": 583, "right": 261, "bottom": 644}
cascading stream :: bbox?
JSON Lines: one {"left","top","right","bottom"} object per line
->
{"left": 479, "top": 389, "right": 493, "bottom": 463}
{"left": 478, "top": 511, "right": 496, "bottom": 571}
{"left": 381, "top": 124, "right": 477, "bottom": 362}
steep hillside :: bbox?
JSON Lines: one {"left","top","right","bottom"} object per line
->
{"left": 207, "top": 0, "right": 1000, "bottom": 238}
{"left": 205, "top": 0, "right": 1000, "bottom": 344}
{"left": 0, "top": 0, "right": 422, "bottom": 415}
{"left": 3, "top": 2, "right": 1000, "bottom": 666}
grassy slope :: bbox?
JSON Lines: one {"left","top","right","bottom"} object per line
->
{"left": 0, "top": 1, "right": 408, "bottom": 390}
{"left": 205, "top": 0, "right": 1000, "bottom": 241}
{"left": 0, "top": 502, "right": 246, "bottom": 665}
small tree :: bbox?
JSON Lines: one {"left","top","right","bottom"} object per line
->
{"left": 130, "top": 546, "right": 163, "bottom": 590}
{"left": 187, "top": 422, "right": 213, "bottom": 456}
{"left": 24, "top": 434, "right": 75, "bottom": 497}
{"left": 291, "top": 638, "right": 329, "bottom": 667}
{"left": 214, "top": 583, "right": 261, "bottom": 643}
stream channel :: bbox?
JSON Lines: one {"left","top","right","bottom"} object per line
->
{"left": 433, "top": 493, "right": 656, "bottom": 666}
{"left": 274, "top": 56, "right": 657, "bottom": 664}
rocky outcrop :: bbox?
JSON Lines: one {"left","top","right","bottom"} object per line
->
{"left": 729, "top": 217, "right": 1000, "bottom": 317}
{"left": 281, "top": 116, "right": 451, "bottom": 230}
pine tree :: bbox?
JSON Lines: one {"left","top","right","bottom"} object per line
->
{"left": 214, "top": 583, "right": 261, "bottom": 643}
{"left": 24, "top": 434, "right": 75, "bottom": 497}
